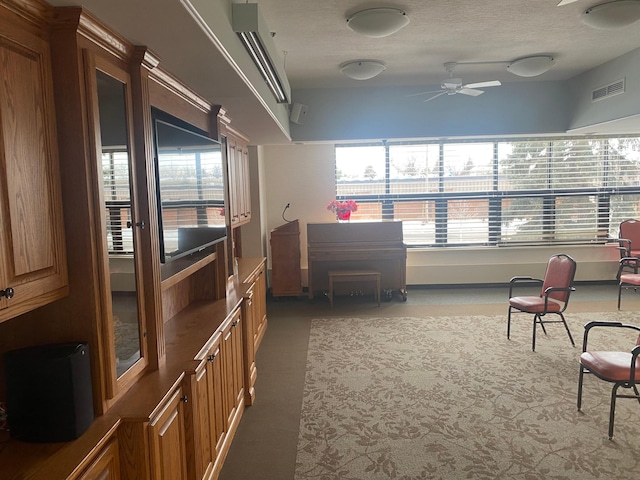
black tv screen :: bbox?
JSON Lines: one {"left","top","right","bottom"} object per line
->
{"left": 152, "top": 110, "right": 227, "bottom": 263}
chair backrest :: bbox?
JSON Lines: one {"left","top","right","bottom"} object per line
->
{"left": 619, "top": 219, "right": 640, "bottom": 256}
{"left": 541, "top": 254, "right": 576, "bottom": 303}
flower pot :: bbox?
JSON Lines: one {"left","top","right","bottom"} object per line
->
{"left": 337, "top": 211, "right": 351, "bottom": 221}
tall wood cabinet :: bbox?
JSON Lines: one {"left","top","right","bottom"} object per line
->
{"left": 0, "top": 1, "right": 67, "bottom": 323}
{"left": 0, "top": 3, "right": 266, "bottom": 480}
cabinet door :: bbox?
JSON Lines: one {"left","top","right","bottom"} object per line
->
{"left": 241, "top": 287, "right": 256, "bottom": 405}
{"left": 253, "top": 263, "right": 267, "bottom": 352}
{"left": 221, "top": 310, "right": 244, "bottom": 430}
{"left": 184, "top": 336, "right": 224, "bottom": 480}
{"left": 148, "top": 386, "right": 188, "bottom": 480}
{"left": 225, "top": 134, "right": 250, "bottom": 227}
{"left": 0, "top": 15, "right": 67, "bottom": 321}
{"left": 185, "top": 359, "right": 213, "bottom": 480}
{"left": 76, "top": 438, "right": 120, "bottom": 480}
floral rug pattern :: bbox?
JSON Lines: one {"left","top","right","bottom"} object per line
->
{"left": 295, "top": 313, "right": 640, "bottom": 480}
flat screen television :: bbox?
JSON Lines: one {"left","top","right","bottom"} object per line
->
{"left": 152, "top": 109, "right": 227, "bottom": 263}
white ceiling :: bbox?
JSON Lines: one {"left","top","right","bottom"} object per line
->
{"left": 45, "top": 0, "right": 640, "bottom": 142}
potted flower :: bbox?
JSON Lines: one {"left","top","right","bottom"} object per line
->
{"left": 327, "top": 199, "right": 358, "bottom": 221}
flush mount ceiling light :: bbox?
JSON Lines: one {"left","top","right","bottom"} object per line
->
{"left": 340, "top": 60, "right": 387, "bottom": 80}
{"left": 346, "top": 8, "right": 409, "bottom": 38}
{"left": 507, "top": 55, "right": 556, "bottom": 77}
{"left": 581, "top": 0, "right": 640, "bottom": 29}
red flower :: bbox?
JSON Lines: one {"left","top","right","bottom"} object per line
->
{"left": 327, "top": 200, "right": 358, "bottom": 216}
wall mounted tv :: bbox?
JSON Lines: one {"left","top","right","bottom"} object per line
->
{"left": 152, "top": 108, "right": 227, "bottom": 263}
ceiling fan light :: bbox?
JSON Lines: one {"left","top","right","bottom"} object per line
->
{"left": 507, "top": 55, "right": 556, "bottom": 77}
{"left": 346, "top": 8, "right": 409, "bottom": 38}
{"left": 340, "top": 60, "right": 386, "bottom": 80}
{"left": 581, "top": 0, "right": 640, "bottom": 29}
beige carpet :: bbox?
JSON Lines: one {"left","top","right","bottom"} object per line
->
{"left": 295, "top": 312, "right": 640, "bottom": 480}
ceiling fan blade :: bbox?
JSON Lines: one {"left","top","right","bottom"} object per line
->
{"left": 423, "top": 91, "right": 447, "bottom": 103}
{"left": 458, "top": 88, "right": 484, "bottom": 97}
{"left": 407, "top": 89, "right": 443, "bottom": 97}
{"left": 464, "top": 80, "right": 501, "bottom": 89}
{"left": 557, "top": 0, "right": 579, "bottom": 5}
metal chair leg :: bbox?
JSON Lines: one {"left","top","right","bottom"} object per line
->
{"left": 532, "top": 314, "right": 538, "bottom": 351}
{"left": 577, "top": 365, "right": 585, "bottom": 410}
{"left": 609, "top": 383, "right": 622, "bottom": 440}
{"left": 559, "top": 313, "right": 575, "bottom": 347}
{"left": 507, "top": 306, "right": 512, "bottom": 339}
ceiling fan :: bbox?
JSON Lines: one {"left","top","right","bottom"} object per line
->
{"left": 410, "top": 62, "right": 502, "bottom": 103}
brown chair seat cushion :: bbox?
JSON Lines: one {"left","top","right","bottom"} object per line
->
{"left": 509, "top": 296, "right": 562, "bottom": 313}
{"left": 580, "top": 351, "right": 640, "bottom": 382}
{"left": 619, "top": 273, "right": 640, "bottom": 286}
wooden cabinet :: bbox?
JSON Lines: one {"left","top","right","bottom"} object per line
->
{"left": 0, "top": 4, "right": 67, "bottom": 323}
{"left": 148, "top": 386, "right": 189, "bottom": 480}
{"left": 76, "top": 438, "right": 121, "bottom": 480}
{"left": 220, "top": 308, "right": 244, "bottom": 431}
{"left": 225, "top": 132, "right": 251, "bottom": 227}
{"left": 184, "top": 334, "right": 224, "bottom": 480}
{"left": 238, "top": 258, "right": 267, "bottom": 406}
{"left": 270, "top": 220, "right": 302, "bottom": 297}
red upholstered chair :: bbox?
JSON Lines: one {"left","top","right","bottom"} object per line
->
{"left": 618, "top": 219, "right": 640, "bottom": 260}
{"left": 617, "top": 256, "right": 640, "bottom": 309}
{"left": 507, "top": 254, "right": 576, "bottom": 351}
{"left": 577, "top": 321, "right": 640, "bottom": 440}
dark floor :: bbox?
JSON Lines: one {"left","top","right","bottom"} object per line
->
{"left": 218, "top": 283, "right": 639, "bottom": 480}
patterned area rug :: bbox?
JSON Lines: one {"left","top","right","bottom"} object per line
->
{"left": 295, "top": 312, "right": 640, "bottom": 480}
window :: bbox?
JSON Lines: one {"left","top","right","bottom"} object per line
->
{"left": 335, "top": 137, "right": 640, "bottom": 247}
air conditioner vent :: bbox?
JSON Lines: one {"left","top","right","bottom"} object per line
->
{"left": 592, "top": 78, "right": 625, "bottom": 102}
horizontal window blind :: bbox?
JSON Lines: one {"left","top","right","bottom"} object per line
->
{"left": 103, "top": 151, "right": 134, "bottom": 253}
{"left": 335, "top": 137, "right": 640, "bottom": 246}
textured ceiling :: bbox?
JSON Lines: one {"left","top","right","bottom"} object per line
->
{"left": 257, "top": 0, "right": 640, "bottom": 89}
{"left": 43, "top": 0, "right": 640, "bottom": 142}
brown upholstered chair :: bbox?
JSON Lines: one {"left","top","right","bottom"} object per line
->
{"left": 617, "top": 256, "right": 640, "bottom": 309}
{"left": 618, "top": 219, "right": 640, "bottom": 259}
{"left": 577, "top": 321, "right": 640, "bottom": 440}
{"left": 507, "top": 253, "right": 576, "bottom": 351}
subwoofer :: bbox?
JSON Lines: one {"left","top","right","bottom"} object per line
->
{"left": 4, "top": 342, "right": 94, "bottom": 442}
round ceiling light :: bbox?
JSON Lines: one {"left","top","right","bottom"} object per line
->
{"left": 346, "top": 8, "right": 409, "bottom": 38}
{"left": 507, "top": 55, "right": 556, "bottom": 77}
{"left": 581, "top": 0, "right": 640, "bottom": 29}
{"left": 340, "top": 60, "right": 387, "bottom": 80}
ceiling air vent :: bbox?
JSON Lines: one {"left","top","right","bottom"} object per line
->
{"left": 592, "top": 78, "right": 625, "bottom": 102}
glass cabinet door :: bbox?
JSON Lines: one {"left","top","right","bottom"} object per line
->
{"left": 88, "top": 55, "right": 147, "bottom": 397}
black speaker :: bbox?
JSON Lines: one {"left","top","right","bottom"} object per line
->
{"left": 4, "top": 342, "right": 94, "bottom": 442}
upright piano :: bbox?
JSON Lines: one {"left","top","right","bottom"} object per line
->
{"left": 307, "top": 221, "right": 407, "bottom": 301}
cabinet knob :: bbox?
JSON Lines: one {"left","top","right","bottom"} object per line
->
{"left": 0, "top": 287, "right": 14, "bottom": 299}
{"left": 180, "top": 395, "right": 188, "bottom": 403}
{"left": 126, "top": 221, "right": 146, "bottom": 229}
{"left": 232, "top": 320, "right": 239, "bottom": 327}
{"left": 207, "top": 353, "right": 216, "bottom": 362}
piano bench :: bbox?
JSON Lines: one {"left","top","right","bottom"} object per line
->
{"left": 328, "top": 270, "right": 381, "bottom": 307}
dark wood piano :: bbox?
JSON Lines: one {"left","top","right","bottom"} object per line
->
{"left": 307, "top": 221, "right": 407, "bottom": 301}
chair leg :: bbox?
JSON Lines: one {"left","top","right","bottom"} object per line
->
{"left": 577, "top": 365, "right": 586, "bottom": 410}
{"left": 532, "top": 314, "right": 538, "bottom": 351}
{"left": 558, "top": 312, "right": 575, "bottom": 347}
{"left": 507, "top": 306, "right": 512, "bottom": 339}
{"left": 609, "top": 383, "right": 622, "bottom": 440}
{"left": 618, "top": 282, "right": 623, "bottom": 310}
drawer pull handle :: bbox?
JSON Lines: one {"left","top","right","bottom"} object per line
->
{"left": 0, "top": 287, "right": 14, "bottom": 299}
{"left": 180, "top": 395, "right": 188, "bottom": 403}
